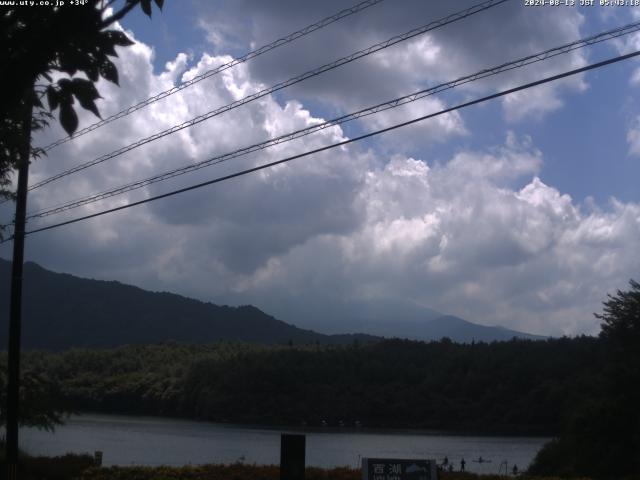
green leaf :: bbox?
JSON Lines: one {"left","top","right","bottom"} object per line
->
{"left": 105, "top": 30, "right": 134, "bottom": 47}
{"left": 57, "top": 79, "right": 76, "bottom": 104}
{"left": 57, "top": 56, "right": 78, "bottom": 77}
{"left": 86, "top": 64, "right": 100, "bottom": 82}
{"left": 99, "top": 34, "right": 117, "bottom": 57}
{"left": 47, "top": 87, "right": 59, "bottom": 111}
{"left": 71, "top": 79, "right": 101, "bottom": 118}
{"left": 99, "top": 59, "right": 119, "bottom": 85}
{"left": 59, "top": 102, "right": 78, "bottom": 135}
{"left": 57, "top": 79, "right": 71, "bottom": 98}
{"left": 71, "top": 78, "right": 101, "bottom": 100}
{"left": 140, "top": 0, "right": 152, "bottom": 17}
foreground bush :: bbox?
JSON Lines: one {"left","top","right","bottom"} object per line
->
{"left": 0, "top": 458, "right": 607, "bottom": 480}
{"left": 78, "top": 464, "right": 359, "bottom": 480}
{"left": 76, "top": 465, "right": 593, "bottom": 480}
{"left": 0, "top": 453, "right": 95, "bottom": 480}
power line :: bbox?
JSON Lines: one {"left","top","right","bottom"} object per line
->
{"left": 38, "top": 0, "right": 387, "bottom": 152}
{"left": 26, "top": 0, "right": 510, "bottom": 192}
{"left": 23, "top": 20, "right": 640, "bottom": 220}
{"left": 1, "top": 50, "right": 634, "bottom": 243}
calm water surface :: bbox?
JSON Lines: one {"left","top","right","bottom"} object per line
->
{"left": 21, "top": 414, "right": 550, "bottom": 474}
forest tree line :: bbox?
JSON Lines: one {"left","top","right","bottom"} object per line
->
{"left": 2, "top": 336, "right": 604, "bottom": 435}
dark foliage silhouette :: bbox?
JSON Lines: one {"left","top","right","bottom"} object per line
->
{"left": 0, "top": 0, "right": 163, "bottom": 226}
{"left": 0, "top": 0, "right": 164, "bottom": 431}
{"left": 529, "top": 279, "right": 640, "bottom": 478}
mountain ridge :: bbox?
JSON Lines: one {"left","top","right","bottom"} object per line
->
{"left": 0, "top": 258, "right": 544, "bottom": 349}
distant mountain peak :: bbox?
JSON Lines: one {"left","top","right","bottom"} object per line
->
{"left": 425, "top": 315, "right": 545, "bottom": 342}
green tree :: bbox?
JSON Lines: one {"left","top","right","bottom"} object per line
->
{"left": 0, "top": 364, "right": 68, "bottom": 432}
{"left": 0, "top": 2, "right": 165, "bottom": 473}
{"left": 596, "top": 279, "right": 640, "bottom": 476}
{"left": 598, "top": 279, "right": 640, "bottom": 358}
{"left": 530, "top": 279, "right": 640, "bottom": 478}
{"left": 0, "top": 0, "right": 163, "bottom": 211}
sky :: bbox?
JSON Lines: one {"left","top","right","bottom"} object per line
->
{"left": 2, "top": 0, "right": 640, "bottom": 337}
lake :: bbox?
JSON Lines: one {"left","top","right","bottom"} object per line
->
{"left": 20, "top": 413, "right": 550, "bottom": 474}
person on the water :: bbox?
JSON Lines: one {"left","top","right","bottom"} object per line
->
{"left": 473, "top": 456, "right": 491, "bottom": 463}
{"left": 460, "top": 458, "right": 466, "bottom": 472}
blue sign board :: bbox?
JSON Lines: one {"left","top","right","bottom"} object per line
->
{"left": 362, "top": 458, "right": 437, "bottom": 480}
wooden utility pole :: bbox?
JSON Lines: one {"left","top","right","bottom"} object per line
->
{"left": 5, "top": 90, "right": 33, "bottom": 480}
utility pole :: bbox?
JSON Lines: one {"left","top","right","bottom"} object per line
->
{"left": 5, "top": 89, "right": 33, "bottom": 480}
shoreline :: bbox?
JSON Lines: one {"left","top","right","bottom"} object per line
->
{"left": 64, "top": 410, "right": 556, "bottom": 439}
